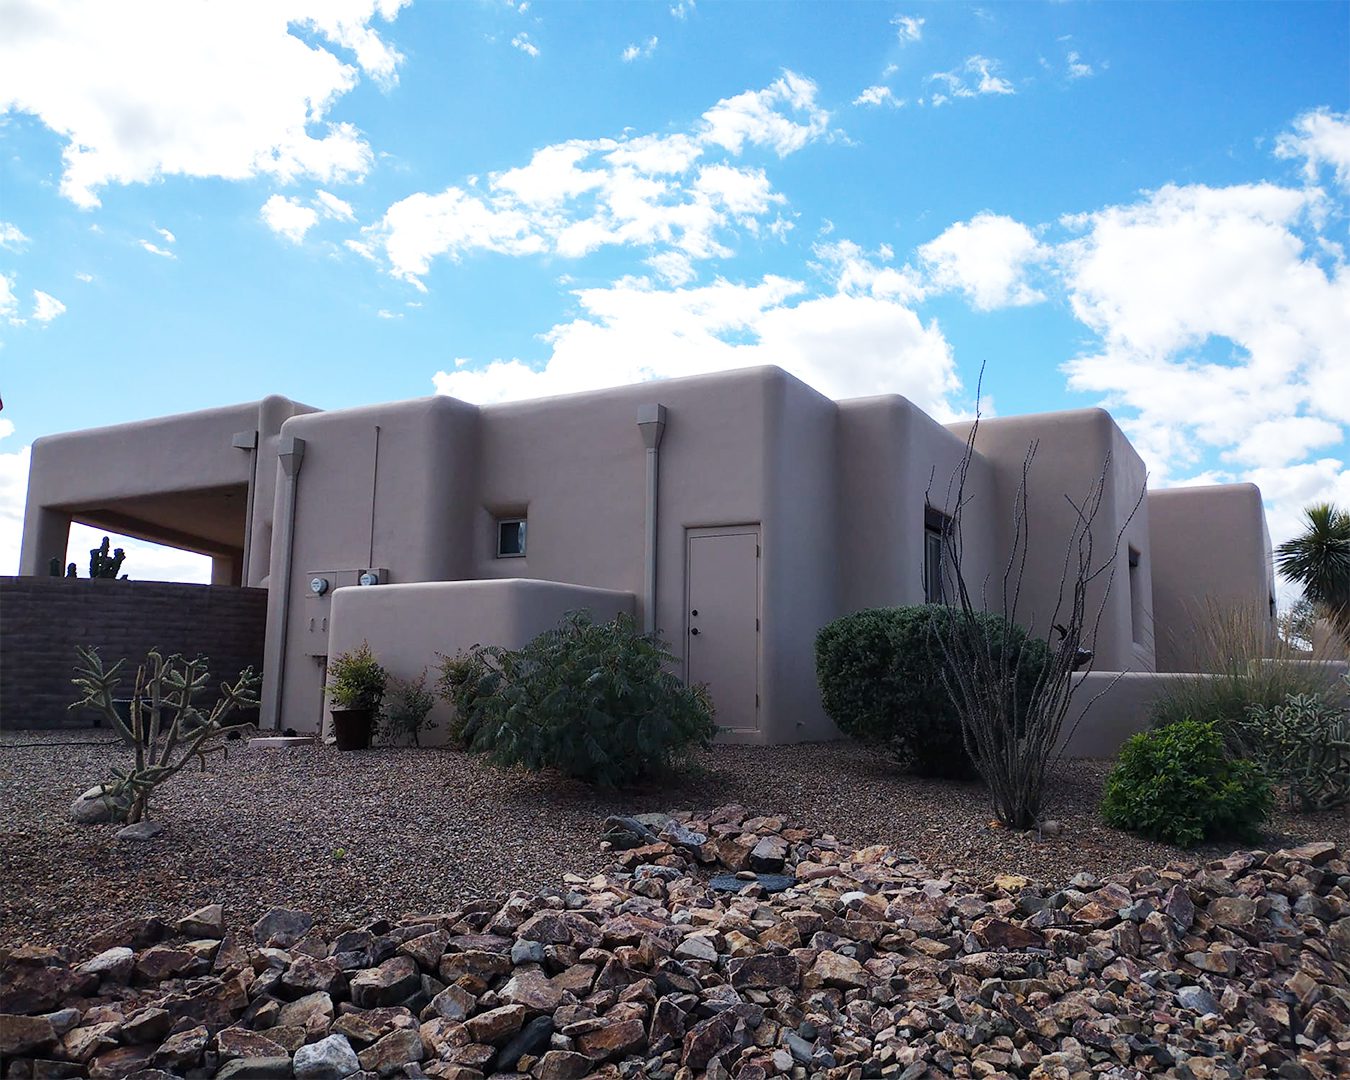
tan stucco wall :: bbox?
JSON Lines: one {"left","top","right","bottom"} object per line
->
{"left": 324, "top": 578, "right": 635, "bottom": 744}
{"left": 948, "top": 409, "right": 1154, "bottom": 672}
{"left": 1148, "top": 484, "right": 1275, "bottom": 672}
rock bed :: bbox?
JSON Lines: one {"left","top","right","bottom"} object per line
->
{"left": 5, "top": 734, "right": 1349, "bottom": 951}
{"left": 1, "top": 804, "right": 1347, "bottom": 1080}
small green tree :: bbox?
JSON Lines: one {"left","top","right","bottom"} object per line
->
{"left": 71, "top": 647, "right": 260, "bottom": 823}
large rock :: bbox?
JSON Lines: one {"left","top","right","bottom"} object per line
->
{"left": 70, "top": 784, "right": 129, "bottom": 824}
{"left": 253, "top": 907, "right": 314, "bottom": 947}
{"left": 357, "top": 1027, "right": 424, "bottom": 1076}
{"left": 351, "top": 956, "right": 421, "bottom": 1008}
{"left": 0, "top": 1013, "right": 57, "bottom": 1055}
{"left": 177, "top": 903, "right": 225, "bottom": 939}
{"left": 293, "top": 1033, "right": 361, "bottom": 1079}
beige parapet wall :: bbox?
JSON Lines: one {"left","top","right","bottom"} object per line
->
{"left": 18, "top": 365, "right": 1280, "bottom": 751}
{"left": 1060, "top": 662, "right": 1350, "bottom": 758}
{"left": 324, "top": 579, "right": 636, "bottom": 744}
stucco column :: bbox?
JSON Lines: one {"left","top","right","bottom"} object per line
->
{"left": 19, "top": 506, "right": 72, "bottom": 577}
{"left": 259, "top": 436, "right": 305, "bottom": 731}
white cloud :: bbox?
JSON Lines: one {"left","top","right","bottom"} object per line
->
{"left": 0, "top": 273, "right": 17, "bottom": 323}
{"left": 156, "top": 227, "right": 176, "bottom": 244}
{"left": 75, "top": 272, "right": 94, "bottom": 283}
{"left": 670, "top": 0, "right": 695, "bottom": 18}
{"left": 622, "top": 37, "right": 658, "bottom": 62}
{"left": 0, "top": 0, "right": 408, "bottom": 208}
{"left": 433, "top": 271, "right": 963, "bottom": 420}
{"left": 1066, "top": 51, "right": 1094, "bottom": 79}
{"left": 315, "top": 189, "right": 356, "bottom": 221}
{"left": 260, "top": 194, "right": 320, "bottom": 244}
{"left": 853, "top": 86, "right": 900, "bottom": 108}
{"left": 376, "top": 308, "right": 402, "bottom": 319}
{"left": 511, "top": 32, "right": 539, "bottom": 58}
{"left": 0, "top": 222, "right": 28, "bottom": 251}
{"left": 929, "top": 56, "right": 1015, "bottom": 103}
{"left": 138, "top": 239, "right": 176, "bottom": 259}
{"left": 1276, "top": 108, "right": 1350, "bottom": 191}
{"left": 360, "top": 72, "right": 831, "bottom": 288}
{"left": 1055, "top": 179, "right": 1350, "bottom": 520}
{"left": 31, "top": 289, "right": 65, "bottom": 323}
{"left": 891, "top": 15, "right": 924, "bottom": 43}
{"left": 919, "top": 212, "right": 1048, "bottom": 310}
{"left": 700, "top": 72, "right": 830, "bottom": 157}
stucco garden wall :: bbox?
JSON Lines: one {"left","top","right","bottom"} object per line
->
{"left": 0, "top": 577, "right": 267, "bottom": 729}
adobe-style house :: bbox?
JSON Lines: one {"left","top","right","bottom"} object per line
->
{"left": 18, "top": 366, "right": 1277, "bottom": 747}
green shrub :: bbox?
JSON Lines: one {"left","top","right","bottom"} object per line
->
{"left": 326, "top": 642, "right": 388, "bottom": 711}
{"left": 814, "top": 604, "right": 1051, "bottom": 778}
{"left": 1239, "top": 679, "right": 1350, "bottom": 812}
{"left": 1101, "top": 720, "right": 1272, "bottom": 847}
{"left": 378, "top": 670, "right": 438, "bottom": 746}
{"left": 445, "top": 611, "right": 717, "bottom": 787}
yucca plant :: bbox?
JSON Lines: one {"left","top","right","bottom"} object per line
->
{"left": 1277, "top": 502, "right": 1350, "bottom": 650}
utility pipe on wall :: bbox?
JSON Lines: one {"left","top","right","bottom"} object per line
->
{"left": 260, "top": 435, "right": 305, "bottom": 731}
{"left": 637, "top": 404, "right": 667, "bottom": 635}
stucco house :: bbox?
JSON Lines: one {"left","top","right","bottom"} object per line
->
{"left": 18, "top": 366, "right": 1276, "bottom": 747}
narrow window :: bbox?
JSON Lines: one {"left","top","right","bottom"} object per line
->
{"left": 1128, "top": 546, "right": 1144, "bottom": 645}
{"left": 924, "top": 505, "right": 949, "bottom": 604}
{"left": 496, "top": 518, "right": 526, "bottom": 558}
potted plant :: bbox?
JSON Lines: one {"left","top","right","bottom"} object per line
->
{"left": 326, "top": 642, "right": 388, "bottom": 751}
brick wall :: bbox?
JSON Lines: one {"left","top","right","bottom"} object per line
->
{"left": 0, "top": 577, "right": 268, "bottom": 729}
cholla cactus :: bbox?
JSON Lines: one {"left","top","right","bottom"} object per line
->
{"left": 70, "top": 646, "right": 260, "bottom": 823}
{"left": 1242, "top": 675, "right": 1350, "bottom": 812}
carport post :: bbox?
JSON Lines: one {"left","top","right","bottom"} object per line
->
{"left": 260, "top": 436, "right": 305, "bottom": 731}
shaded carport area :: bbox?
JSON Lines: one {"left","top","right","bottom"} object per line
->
{"left": 54, "top": 484, "right": 251, "bottom": 584}
{"left": 19, "top": 401, "right": 284, "bottom": 586}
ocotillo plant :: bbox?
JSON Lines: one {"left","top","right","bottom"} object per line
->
{"left": 70, "top": 646, "right": 260, "bottom": 823}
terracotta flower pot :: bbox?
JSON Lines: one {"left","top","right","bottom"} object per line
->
{"left": 330, "top": 707, "right": 374, "bottom": 751}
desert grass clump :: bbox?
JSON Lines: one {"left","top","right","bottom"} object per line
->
{"left": 1151, "top": 598, "right": 1347, "bottom": 749}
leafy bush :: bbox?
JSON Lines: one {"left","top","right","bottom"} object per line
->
{"left": 379, "top": 670, "right": 438, "bottom": 746}
{"left": 1239, "top": 678, "right": 1350, "bottom": 812}
{"left": 1101, "top": 720, "right": 1272, "bottom": 847}
{"left": 814, "top": 605, "right": 1051, "bottom": 778}
{"left": 326, "top": 642, "right": 388, "bottom": 711}
{"left": 443, "top": 610, "right": 716, "bottom": 787}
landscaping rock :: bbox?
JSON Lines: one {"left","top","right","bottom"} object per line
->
{"left": 5, "top": 809, "right": 1348, "bottom": 1080}
{"left": 116, "top": 821, "right": 164, "bottom": 841}
{"left": 253, "top": 907, "right": 314, "bottom": 947}
{"left": 294, "top": 1033, "right": 361, "bottom": 1078}
{"left": 69, "top": 785, "right": 129, "bottom": 824}
{"left": 176, "top": 903, "right": 225, "bottom": 939}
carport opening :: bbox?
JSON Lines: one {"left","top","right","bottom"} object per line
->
{"left": 56, "top": 482, "right": 249, "bottom": 585}
{"left": 62, "top": 524, "right": 213, "bottom": 584}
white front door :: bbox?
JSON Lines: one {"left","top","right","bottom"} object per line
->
{"left": 686, "top": 525, "right": 760, "bottom": 733}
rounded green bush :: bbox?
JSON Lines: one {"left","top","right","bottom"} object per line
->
{"left": 814, "top": 605, "right": 1051, "bottom": 778}
{"left": 1101, "top": 719, "right": 1272, "bottom": 848}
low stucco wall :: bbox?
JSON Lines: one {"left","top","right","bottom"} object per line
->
{"left": 0, "top": 577, "right": 267, "bottom": 729}
{"left": 319, "top": 578, "right": 636, "bottom": 741}
{"left": 1059, "top": 662, "right": 1350, "bottom": 758}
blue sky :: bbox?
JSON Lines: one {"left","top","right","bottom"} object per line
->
{"left": 1, "top": 0, "right": 1348, "bottom": 587}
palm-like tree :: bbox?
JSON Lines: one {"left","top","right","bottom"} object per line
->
{"left": 1276, "top": 502, "right": 1350, "bottom": 647}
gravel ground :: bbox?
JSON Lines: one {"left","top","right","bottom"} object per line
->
{"left": 3, "top": 731, "right": 1347, "bottom": 949}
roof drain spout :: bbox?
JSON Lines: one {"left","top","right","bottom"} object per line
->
{"left": 637, "top": 404, "right": 667, "bottom": 637}
{"left": 260, "top": 436, "right": 305, "bottom": 732}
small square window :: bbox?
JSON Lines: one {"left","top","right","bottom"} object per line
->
{"left": 497, "top": 518, "right": 526, "bottom": 558}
